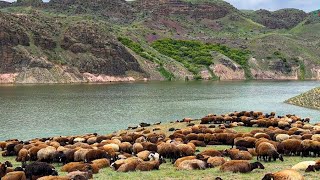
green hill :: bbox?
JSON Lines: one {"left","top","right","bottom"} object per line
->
{"left": 285, "top": 87, "right": 320, "bottom": 110}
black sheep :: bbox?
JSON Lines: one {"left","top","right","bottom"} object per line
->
{"left": 24, "top": 162, "right": 58, "bottom": 180}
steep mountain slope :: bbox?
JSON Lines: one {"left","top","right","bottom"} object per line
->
{"left": 0, "top": 0, "right": 319, "bottom": 83}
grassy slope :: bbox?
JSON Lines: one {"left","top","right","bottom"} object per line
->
{"left": 1, "top": 121, "right": 319, "bottom": 179}
{"left": 285, "top": 87, "right": 320, "bottom": 110}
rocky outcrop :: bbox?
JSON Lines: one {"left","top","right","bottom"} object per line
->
{"left": 0, "top": 11, "right": 147, "bottom": 83}
{"left": 211, "top": 55, "right": 246, "bottom": 80}
{"left": 135, "top": 0, "right": 235, "bottom": 20}
{"left": 285, "top": 87, "right": 320, "bottom": 110}
{"left": 250, "top": 9, "right": 308, "bottom": 29}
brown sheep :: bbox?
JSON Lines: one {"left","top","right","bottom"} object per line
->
{"left": 91, "top": 158, "right": 110, "bottom": 169}
{"left": 119, "top": 142, "right": 132, "bottom": 153}
{"left": 174, "top": 156, "right": 197, "bottom": 167}
{"left": 136, "top": 159, "right": 163, "bottom": 171}
{"left": 200, "top": 149, "right": 222, "bottom": 157}
{"left": 74, "top": 149, "right": 90, "bottom": 162}
{"left": 262, "top": 169, "right": 304, "bottom": 180}
{"left": 224, "top": 149, "right": 252, "bottom": 160}
{"left": 29, "top": 146, "right": 42, "bottom": 161}
{"left": 116, "top": 158, "right": 142, "bottom": 172}
{"left": 37, "top": 176, "right": 70, "bottom": 180}
{"left": 277, "top": 139, "right": 302, "bottom": 156}
{"left": 137, "top": 150, "right": 151, "bottom": 161}
{"left": 61, "top": 162, "right": 99, "bottom": 174}
{"left": 37, "top": 146, "right": 57, "bottom": 162}
{"left": 84, "top": 149, "right": 107, "bottom": 162}
{"left": 220, "top": 160, "right": 264, "bottom": 173}
{"left": 67, "top": 170, "right": 93, "bottom": 180}
{"left": 177, "top": 159, "right": 208, "bottom": 170}
{"left": 157, "top": 143, "right": 180, "bottom": 161}
{"left": 256, "top": 142, "right": 283, "bottom": 162}
{"left": 177, "top": 144, "right": 195, "bottom": 157}
{"left": 0, "top": 142, "right": 6, "bottom": 151}
{"left": 207, "top": 157, "right": 227, "bottom": 168}
{"left": 16, "top": 148, "right": 30, "bottom": 162}
{"left": 132, "top": 143, "right": 144, "bottom": 154}
{"left": 141, "top": 142, "right": 157, "bottom": 152}
{"left": 1, "top": 171, "right": 26, "bottom": 180}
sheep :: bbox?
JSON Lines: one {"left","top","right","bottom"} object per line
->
{"left": 136, "top": 159, "right": 164, "bottom": 171}
{"left": 174, "top": 156, "right": 198, "bottom": 167}
{"left": 262, "top": 169, "right": 304, "bottom": 180}
{"left": 16, "top": 148, "right": 30, "bottom": 162}
{"left": 37, "top": 146, "right": 57, "bottom": 163}
{"left": 277, "top": 139, "right": 302, "bottom": 156}
{"left": 116, "top": 158, "right": 142, "bottom": 172}
{"left": 61, "top": 162, "right": 90, "bottom": 173}
{"left": 305, "top": 164, "right": 320, "bottom": 172}
{"left": 84, "top": 149, "right": 107, "bottom": 162}
{"left": 177, "top": 144, "right": 195, "bottom": 157}
{"left": 177, "top": 159, "right": 208, "bottom": 170}
{"left": 91, "top": 158, "right": 110, "bottom": 169}
{"left": 200, "top": 149, "right": 222, "bottom": 157}
{"left": 119, "top": 142, "right": 132, "bottom": 153}
{"left": 157, "top": 143, "right": 180, "bottom": 162}
{"left": 37, "top": 176, "right": 70, "bottom": 180}
{"left": 256, "top": 142, "right": 283, "bottom": 162}
{"left": 102, "top": 143, "right": 119, "bottom": 152}
{"left": 141, "top": 142, "right": 157, "bottom": 152}
{"left": 53, "top": 151, "right": 67, "bottom": 164}
{"left": 292, "top": 161, "right": 316, "bottom": 170}
{"left": 224, "top": 149, "right": 252, "bottom": 160}
{"left": 29, "top": 146, "right": 42, "bottom": 161}
{"left": 276, "top": 134, "right": 290, "bottom": 142}
{"left": 207, "top": 157, "right": 227, "bottom": 168}
{"left": 24, "top": 162, "right": 58, "bottom": 180}
{"left": 0, "top": 142, "right": 6, "bottom": 151}
{"left": 67, "top": 170, "right": 93, "bottom": 180}
{"left": 137, "top": 151, "right": 151, "bottom": 161}
{"left": 220, "top": 160, "right": 264, "bottom": 173}
{"left": 74, "top": 149, "right": 90, "bottom": 162}
{"left": 132, "top": 143, "right": 144, "bottom": 154}
{"left": 1, "top": 171, "right": 26, "bottom": 180}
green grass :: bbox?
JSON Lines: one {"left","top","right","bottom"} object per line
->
{"left": 152, "top": 39, "right": 252, "bottom": 79}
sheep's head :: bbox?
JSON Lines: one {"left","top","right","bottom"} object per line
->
{"left": 305, "top": 165, "right": 315, "bottom": 172}
{"left": 278, "top": 154, "right": 284, "bottom": 161}
{"left": 262, "top": 173, "right": 273, "bottom": 180}
{"left": 250, "top": 162, "right": 265, "bottom": 170}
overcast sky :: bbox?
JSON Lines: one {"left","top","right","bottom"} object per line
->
{"left": 2, "top": 0, "right": 319, "bottom": 12}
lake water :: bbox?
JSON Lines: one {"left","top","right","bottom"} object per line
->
{"left": 0, "top": 81, "right": 319, "bottom": 141}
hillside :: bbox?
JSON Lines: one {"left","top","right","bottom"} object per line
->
{"left": 285, "top": 87, "right": 320, "bottom": 110}
{"left": 0, "top": 0, "right": 320, "bottom": 83}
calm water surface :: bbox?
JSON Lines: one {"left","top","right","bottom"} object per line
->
{"left": 0, "top": 81, "right": 319, "bottom": 141}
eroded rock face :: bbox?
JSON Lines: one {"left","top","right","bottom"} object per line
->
{"left": 136, "top": 0, "right": 234, "bottom": 20}
{"left": 251, "top": 9, "right": 308, "bottom": 29}
{"left": 0, "top": 12, "right": 146, "bottom": 83}
{"left": 211, "top": 59, "right": 245, "bottom": 80}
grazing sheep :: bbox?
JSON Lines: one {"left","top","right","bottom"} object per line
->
{"left": 103, "top": 144, "right": 119, "bottom": 152}
{"left": 74, "top": 149, "right": 90, "bottom": 162}
{"left": 177, "top": 144, "right": 195, "bottom": 157}
{"left": 276, "top": 134, "right": 290, "bottom": 142}
{"left": 177, "top": 159, "right": 208, "bottom": 170}
{"left": 220, "top": 160, "right": 264, "bottom": 173}
{"left": 262, "top": 169, "right": 304, "bottom": 180}
{"left": 16, "top": 149, "right": 30, "bottom": 162}
{"left": 157, "top": 143, "right": 180, "bottom": 162}
{"left": 29, "top": 146, "right": 43, "bottom": 161}
{"left": 37, "top": 146, "right": 57, "bottom": 163}
{"left": 1, "top": 171, "right": 26, "bottom": 180}
{"left": 224, "top": 149, "right": 252, "bottom": 160}
{"left": 84, "top": 149, "right": 107, "bottom": 162}
{"left": 292, "top": 161, "right": 316, "bottom": 170}
{"left": 277, "top": 139, "right": 302, "bottom": 156}
{"left": 0, "top": 142, "right": 6, "bottom": 151}
{"left": 256, "top": 142, "right": 283, "bottom": 162}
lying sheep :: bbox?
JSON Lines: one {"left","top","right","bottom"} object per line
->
{"left": 177, "top": 159, "right": 208, "bottom": 170}
{"left": 207, "top": 157, "right": 227, "bottom": 168}
{"left": 67, "top": 170, "right": 93, "bottom": 180}
{"left": 16, "top": 148, "right": 29, "bottom": 162}
{"left": 37, "top": 176, "right": 70, "bottom": 180}
{"left": 292, "top": 161, "right": 316, "bottom": 171}
{"left": 220, "top": 160, "right": 264, "bottom": 173}
{"left": 1, "top": 171, "right": 26, "bottom": 180}
{"left": 135, "top": 159, "right": 164, "bottom": 171}
{"left": 262, "top": 169, "right": 304, "bottom": 180}
{"left": 24, "top": 162, "right": 58, "bottom": 180}
{"left": 224, "top": 149, "right": 252, "bottom": 160}
{"left": 275, "top": 134, "right": 290, "bottom": 142}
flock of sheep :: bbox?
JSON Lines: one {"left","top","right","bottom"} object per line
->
{"left": 0, "top": 110, "right": 320, "bottom": 179}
